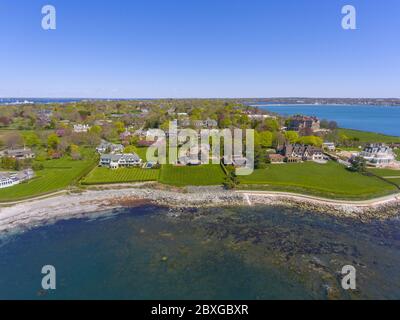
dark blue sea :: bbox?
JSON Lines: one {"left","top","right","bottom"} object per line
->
{"left": 1, "top": 205, "right": 400, "bottom": 300}
{"left": 256, "top": 104, "right": 400, "bottom": 137}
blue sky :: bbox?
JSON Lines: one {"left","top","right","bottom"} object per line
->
{"left": 0, "top": 0, "right": 399, "bottom": 98}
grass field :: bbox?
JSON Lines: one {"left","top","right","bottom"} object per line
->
{"left": 238, "top": 161, "right": 398, "bottom": 199}
{"left": 389, "top": 178, "right": 400, "bottom": 186}
{"left": 159, "top": 164, "right": 226, "bottom": 186}
{"left": 368, "top": 168, "right": 400, "bottom": 187}
{"left": 132, "top": 147, "right": 150, "bottom": 162}
{"left": 81, "top": 167, "right": 160, "bottom": 185}
{"left": 0, "top": 155, "right": 97, "bottom": 202}
{"left": 338, "top": 128, "right": 400, "bottom": 143}
{"left": 368, "top": 168, "right": 400, "bottom": 177}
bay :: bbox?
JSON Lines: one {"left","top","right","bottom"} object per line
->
{"left": 256, "top": 104, "right": 400, "bottom": 136}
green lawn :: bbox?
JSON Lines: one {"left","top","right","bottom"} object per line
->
{"left": 0, "top": 155, "right": 97, "bottom": 202}
{"left": 389, "top": 178, "right": 400, "bottom": 186}
{"left": 238, "top": 161, "right": 398, "bottom": 200}
{"left": 159, "top": 164, "right": 226, "bottom": 186}
{"left": 338, "top": 128, "right": 400, "bottom": 143}
{"left": 368, "top": 168, "right": 400, "bottom": 187}
{"left": 368, "top": 168, "right": 400, "bottom": 177}
{"left": 133, "top": 147, "right": 150, "bottom": 162}
{"left": 81, "top": 167, "right": 160, "bottom": 185}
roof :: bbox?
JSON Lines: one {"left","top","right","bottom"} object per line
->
{"left": 284, "top": 144, "right": 322, "bottom": 157}
{"left": 100, "top": 153, "right": 141, "bottom": 162}
{"left": 269, "top": 154, "right": 284, "bottom": 159}
{"left": 137, "top": 140, "right": 155, "bottom": 147}
{"left": 3, "top": 148, "right": 34, "bottom": 156}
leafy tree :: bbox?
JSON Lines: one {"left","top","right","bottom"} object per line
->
{"left": 284, "top": 131, "right": 299, "bottom": 144}
{"left": 130, "top": 136, "right": 139, "bottom": 146}
{"left": 47, "top": 133, "right": 60, "bottom": 150}
{"left": 260, "top": 131, "right": 273, "bottom": 148}
{"left": 114, "top": 121, "right": 125, "bottom": 134}
{"left": 89, "top": 125, "right": 102, "bottom": 135}
{"left": 223, "top": 167, "right": 240, "bottom": 189}
{"left": 254, "top": 145, "right": 267, "bottom": 169}
{"left": 70, "top": 144, "right": 81, "bottom": 160}
{"left": 272, "top": 131, "right": 285, "bottom": 148}
{"left": 339, "top": 133, "right": 351, "bottom": 147}
{"left": 23, "top": 132, "right": 41, "bottom": 147}
{"left": 0, "top": 157, "right": 17, "bottom": 170}
{"left": 297, "top": 135, "right": 323, "bottom": 147}
{"left": 349, "top": 156, "right": 367, "bottom": 173}
{"left": 219, "top": 117, "right": 232, "bottom": 128}
{"left": 160, "top": 120, "right": 170, "bottom": 132}
{"left": 255, "top": 131, "right": 273, "bottom": 148}
{"left": 190, "top": 108, "right": 202, "bottom": 120}
{"left": 124, "top": 145, "right": 137, "bottom": 153}
{"left": 264, "top": 118, "right": 279, "bottom": 131}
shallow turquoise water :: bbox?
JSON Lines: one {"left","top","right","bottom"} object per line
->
{"left": 0, "top": 205, "right": 400, "bottom": 300}
{"left": 257, "top": 104, "right": 400, "bottom": 136}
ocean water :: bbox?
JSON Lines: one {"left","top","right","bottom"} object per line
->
{"left": 256, "top": 104, "right": 400, "bottom": 137}
{"left": 1, "top": 205, "right": 400, "bottom": 300}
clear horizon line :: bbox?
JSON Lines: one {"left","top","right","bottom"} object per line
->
{"left": 1, "top": 96, "right": 400, "bottom": 100}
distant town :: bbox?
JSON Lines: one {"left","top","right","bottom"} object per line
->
{"left": 245, "top": 97, "right": 400, "bottom": 106}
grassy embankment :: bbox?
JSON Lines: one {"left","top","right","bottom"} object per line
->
{"left": 337, "top": 128, "right": 400, "bottom": 143}
{"left": 238, "top": 161, "right": 398, "bottom": 200}
{"left": 367, "top": 167, "right": 400, "bottom": 188}
{"left": 82, "top": 167, "right": 160, "bottom": 185}
{"left": 159, "top": 164, "right": 226, "bottom": 187}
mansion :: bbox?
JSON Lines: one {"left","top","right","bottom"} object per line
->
{"left": 358, "top": 144, "right": 396, "bottom": 167}
{"left": 99, "top": 153, "right": 142, "bottom": 169}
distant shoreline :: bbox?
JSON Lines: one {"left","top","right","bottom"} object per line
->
{"left": 1, "top": 97, "right": 400, "bottom": 107}
{"left": 251, "top": 103, "right": 400, "bottom": 107}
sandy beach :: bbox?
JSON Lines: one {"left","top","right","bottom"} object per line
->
{"left": 1, "top": 184, "right": 400, "bottom": 234}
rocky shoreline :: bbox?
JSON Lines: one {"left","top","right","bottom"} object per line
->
{"left": 1, "top": 184, "right": 400, "bottom": 234}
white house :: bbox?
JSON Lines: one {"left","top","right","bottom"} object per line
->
{"left": 73, "top": 124, "right": 91, "bottom": 133}
{"left": 0, "top": 169, "right": 34, "bottom": 189}
{"left": 146, "top": 129, "right": 163, "bottom": 140}
{"left": 358, "top": 144, "right": 395, "bottom": 167}
{"left": 96, "top": 140, "right": 124, "bottom": 154}
{"left": 0, "top": 148, "right": 35, "bottom": 159}
{"left": 322, "top": 142, "right": 336, "bottom": 152}
{"left": 99, "top": 153, "right": 142, "bottom": 169}
{"left": 247, "top": 114, "right": 275, "bottom": 120}
{"left": 0, "top": 176, "right": 18, "bottom": 189}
